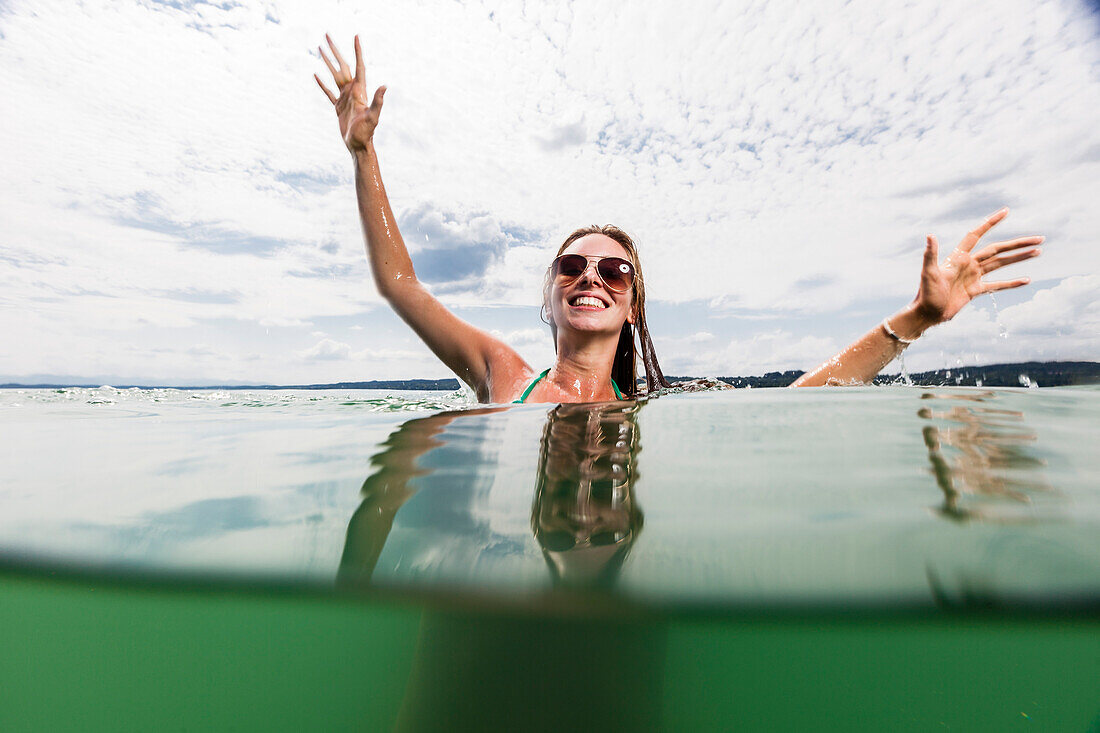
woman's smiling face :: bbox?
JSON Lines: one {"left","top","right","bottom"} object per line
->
{"left": 549, "top": 233, "right": 636, "bottom": 337}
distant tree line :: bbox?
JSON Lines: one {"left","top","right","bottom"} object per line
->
{"left": 3, "top": 361, "right": 1097, "bottom": 391}
{"left": 677, "top": 360, "right": 1099, "bottom": 389}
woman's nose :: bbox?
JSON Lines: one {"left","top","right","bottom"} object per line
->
{"left": 578, "top": 262, "right": 601, "bottom": 285}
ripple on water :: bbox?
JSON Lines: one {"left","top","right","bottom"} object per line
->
{"left": 1, "top": 386, "right": 476, "bottom": 413}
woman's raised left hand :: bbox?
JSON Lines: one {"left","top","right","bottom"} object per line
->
{"left": 912, "top": 208, "right": 1044, "bottom": 326}
{"left": 314, "top": 34, "right": 386, "bottom": 154}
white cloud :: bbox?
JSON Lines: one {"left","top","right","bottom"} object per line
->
{"left": 910, "top": 275, "right": 1100, "bottom": 370}
{"left": 1, "top": 0, "right": 1097, "bottom": 382}
{"left": 1000, "top": 274, "right": 1099, "bottom": 339}
{"left": 260, "top": 317, "right": 314, "bottom": 329}
{"left": 349, "top": 346, "right": 429, "bottom": 362}
{"left": 298, "top": 338, "right": 350, "bottom": 361}
{"left": 186, "top": 345, "right": 219, "bottom": 358}
{"left": 657, "top": 330, "right": 840, "bottom": 377}
{"left": 506, "top": 328, "right": 548, "bottom": 346}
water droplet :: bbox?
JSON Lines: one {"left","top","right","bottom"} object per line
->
{"left": 989, "top": 293, "right": 1009, "bottom": 340}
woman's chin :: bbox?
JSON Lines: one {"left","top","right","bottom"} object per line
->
{"left": 560, "top": 313, "right": 622, "bottom": 334}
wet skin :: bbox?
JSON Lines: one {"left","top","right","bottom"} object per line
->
{"left": 317, "top": 35, "right": 1045, "bottom": 399}
{"left": 528, "top": 234, "right": 638, "bottom": 404}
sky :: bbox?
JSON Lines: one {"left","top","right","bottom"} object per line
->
{"left": 2, "top": 0, "right": 1098, "bottom": 385}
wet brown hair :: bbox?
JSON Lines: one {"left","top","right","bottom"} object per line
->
{"left": 541, "top": 225, "right": 670, "bottom": 397}
{"left": 531, "top": 402, "right": 645, "bottom": 587}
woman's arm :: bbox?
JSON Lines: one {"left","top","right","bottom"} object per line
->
{"left": 790, "top": 302, "right": 933, "bottom": 387}
{"left": 338, "top": 406, "right": 511, "bottom": 586}
{"left": 350, "top": 139, "right": 526, "bottom": 399}
{"left": 316, "top": 36, "right": 529, "bottom": 400}
{"left": 792, "top": 209, "right": 1043, "bottom": 387}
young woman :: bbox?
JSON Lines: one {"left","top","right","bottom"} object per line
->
{"left": 315, "top": 35, "right": 1044, "bottom": 402}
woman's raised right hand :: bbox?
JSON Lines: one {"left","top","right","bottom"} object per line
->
{"left": 315, "top": 34, "right": 386, "bottom": 154}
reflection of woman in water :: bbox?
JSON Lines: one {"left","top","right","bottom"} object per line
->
{"left": 532, "top": 403, "right": 643, "bottom": 588}
{"left": 340, "top": 403, "right": 643, "bottom": 590}
{"left": 918, "top": 393, "right": 1053, "bottom": 522}
{"left": 340, "top": 401, "right": 658, "bottom": 731}
{"left": 316, "top": 35, "right": 1044, "bottom": 401}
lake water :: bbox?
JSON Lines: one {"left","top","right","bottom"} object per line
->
{"left": 1, "top": 385, "right": 1098, "bottom": 731}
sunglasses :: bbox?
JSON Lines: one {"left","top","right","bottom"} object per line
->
{"left": 550, "top": 254, "right": 636, "bottom": 294}
{"left": 538, "top": 528, "right": 632, "bottom": 552}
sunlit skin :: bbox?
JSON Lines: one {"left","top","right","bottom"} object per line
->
{"left": 792, "top": 210, "right": 1043, "bottom": 386}
{"left": 539, "top": 236, "right": 637, "bottom": 403}
{"left": 317, "top": 35, "right": 1044, "bottom": 401}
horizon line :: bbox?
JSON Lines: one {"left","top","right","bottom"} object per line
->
{"left": 2, "top": 360, "right": 1097, "bottom": 391}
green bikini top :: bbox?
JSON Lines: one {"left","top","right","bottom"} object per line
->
{"left": 513, "top": 368, "right": 624, "bottom": 404}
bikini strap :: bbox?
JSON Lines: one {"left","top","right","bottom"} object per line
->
{"left": 514, "top": 368, "right": 551, "bottom": 404}
{"left": 514, "top": 368, "right": 624, "bottom": 403}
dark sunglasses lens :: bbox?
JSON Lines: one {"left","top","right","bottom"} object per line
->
{"left": 540, "top": 530, "right": 577, "bottom": 552}
{"left": 553, "top": 254, "right": 588, "bottom": 279}
{"left": 591, "top": 530, "right": 628, "bottom": 546}
{"left": 597, "top": 258, "right": 634, "bottom": 292}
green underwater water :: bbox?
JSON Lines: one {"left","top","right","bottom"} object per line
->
{"left": 3, "top": 573, "right": 1098, "bottom": 732}
{"left": 0, "top": 386, "right": 1098, "bottom": 730}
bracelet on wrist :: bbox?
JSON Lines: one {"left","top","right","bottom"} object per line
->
{"left": 881, "top": 317, "right": 918, "bottom": 345}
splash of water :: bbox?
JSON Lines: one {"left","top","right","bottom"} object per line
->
{"left": 897, "top": 352, "right": 913, "bottom": 386}
{"left": 5, "top": 387, "right": 475, "bottom": 412}
{"left": 989, "top": 293, "right": 1009, "bottom": 340}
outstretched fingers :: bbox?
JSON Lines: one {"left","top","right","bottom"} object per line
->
{"left": 958, "top": 207, "right": 1009, "bottom": 253}
{"left": 319, "top": 46, "right": 338, "bottom": 81}
{"left": 354, "top": 35, "right": 365, "bottom": 82}
{"left": 976, "top": 235, "right": 1045, "bottom": 260}
{"left": 981, "top": 249, "right": 1041, "bottom": 274}
{"left": 314, "top": 74, "right": 337, "bottom": 104}
{"left": 371, "top": 85, "right": 387, "bottom": 115}
{"left": 982, "top": 277, "right": 1030, "bottom": 294}
{"left": 924, "top": 234, "right": 939, "bottom": 267}
{"left": 326, "top": 34, "right": 351, "bottom": 77}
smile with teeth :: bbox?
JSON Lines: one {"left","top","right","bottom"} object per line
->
{"left": 570, "top": 295, "right": 608, "bottom": 309}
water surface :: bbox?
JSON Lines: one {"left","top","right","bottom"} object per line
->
{"left": 2, "top": 385, "right": 1098, "bottom": 731}
{"left": 2, "top": 384, "right": 1097, "bottom": 610}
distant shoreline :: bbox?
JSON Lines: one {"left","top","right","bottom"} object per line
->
{"left": 3, "top": 361, "right": 1097, "bottom": 391}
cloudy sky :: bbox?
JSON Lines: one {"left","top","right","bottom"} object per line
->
{"left": 2, "top": 0, "right": 1098, "bottom": 385}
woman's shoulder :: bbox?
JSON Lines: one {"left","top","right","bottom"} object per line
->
{"left": 485, "top": 354, "right": 539, "bottom": 404}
